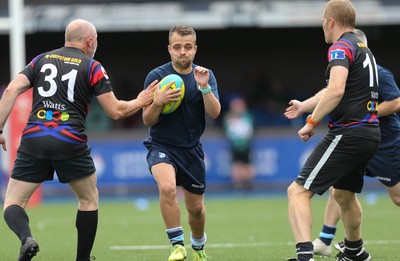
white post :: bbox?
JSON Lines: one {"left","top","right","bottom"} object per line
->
{"left": 1, "top": 0, "right": 25, "bottom": 180}
{"left": 10, "top": 0, "right": 25, "bottom": 78}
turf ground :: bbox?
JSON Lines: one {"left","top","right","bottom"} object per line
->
{"left": 0, "top": 191, "right": 399, "bottom": 261}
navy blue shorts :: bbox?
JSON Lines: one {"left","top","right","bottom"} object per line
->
{"left": 144, "top": 141, "right": 206, "bottom": 194}
{"left": 11, "top": 151, "right": 96, "bottom": 183}
{"left": 296, "top": 133, "right": 379, "bottom": 195}
{"left": 366, "top": 145, "right": 400, "bottom": 187}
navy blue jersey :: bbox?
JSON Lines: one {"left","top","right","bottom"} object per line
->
{"left": 365, "top": 65, "right": 400, "bottom": 185}
{"left": 144, "top": 62, "right": 219, "bottom": 148}
{"left": 325, "top": 32, "right": 380, "bottom": 141}
{"left": 19, "top": 47, "right": 113, "bottom": 159}
{"left": 376, "top": 65, "right": 400, "bottom": 149}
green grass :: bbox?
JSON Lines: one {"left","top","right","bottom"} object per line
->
{"left": 0, "top": 191, "right": 399, "bottom": 260}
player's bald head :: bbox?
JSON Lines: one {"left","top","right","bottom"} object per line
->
{"left": 64, "top": 19, "right": 98, "bottom": 58}
{"left": 65, "top": 19, "right": 96, "bottom": 43}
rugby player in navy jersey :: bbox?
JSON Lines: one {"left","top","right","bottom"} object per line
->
{"left": 284, "top": 1, "right": 380, "bottom": 261}
{"left": 309, "top": 28, "right": 400, "bottom": 258}
{"left": 142, "top": 25, "right": 220, "bottom": 261}
{"left": 0, "top": 19, "right": 157, "bottom": 261}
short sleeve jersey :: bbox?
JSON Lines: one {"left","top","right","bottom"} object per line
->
{"left": 19, "top": 46, "right": 113, "bottom": 159}
{"left": 144, "top": 62, "right": 219, "bottom": 148}
{"left": 325, "top": 32, "right": 380, "bottom": 141}
{"left": 376, "top": 65, "right": 400, "bottom": 149}
{"left": 224, "top": 110, "right": 254, "bottom": 151}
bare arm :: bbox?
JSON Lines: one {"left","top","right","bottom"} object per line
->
{"left": 199, "top": 89, "right": 221, "bottom": 119}
{"left": 195, "top": 66, "right": 221, "bottom": 119}
{"left": 284, "top": 88, "right": 327, "bottom": 119}
{"left": 0, "top": 74, "right": 32, "bottom": 151}
{"left": 310, "top": 66, "right": 347, "bottom": 123}
{"left": 142, "top": 81, "right": 180, "bottom": 127}
{"left": 298, "top": 66, "right": 347, "bottom": 141}
{"left": 378, "top": 97, "right": 400, "bottom": 117}
{"left": 97, "top": 80, "right": 158, "bottom": 120}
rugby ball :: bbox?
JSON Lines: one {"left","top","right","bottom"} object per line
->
{"left": 157, "top": 74, "right": 185, "bottom": 114}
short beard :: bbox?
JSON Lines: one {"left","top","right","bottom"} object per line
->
{"left": 174, "top": 60, "right": 191, "bottom": 71}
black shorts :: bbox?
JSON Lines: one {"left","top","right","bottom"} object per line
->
{"left": 12, "top": 151, "right": 96, "bottom": 183}
{"left": 232, "top": 148, "right": 251, "bottom": 163}
{"left": 144, "top": 141, "right": 206, "bottom": 194}
{"left": 296, "top": 133, "right": 379, "bottom": 195}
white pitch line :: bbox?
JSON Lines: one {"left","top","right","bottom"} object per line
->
{"left": 110, "top": 240, "right": 400, "bottom": 251}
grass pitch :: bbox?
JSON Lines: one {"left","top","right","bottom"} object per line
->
{"left": 0, "top": 191, "right": 399, "bottom": 260}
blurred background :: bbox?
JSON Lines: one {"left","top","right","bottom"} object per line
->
{"left": 1, "top": 0, "right": 399, "bottom": 200}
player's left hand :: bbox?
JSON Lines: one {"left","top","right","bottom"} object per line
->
{"left": 298, "top": 123, "right": 315, "bottom": 142}
{"left": 0, "top": 134, "right": 7, "bottom": 151}
{"left": 194, "top": 66, "right": 210, "bottom": 87}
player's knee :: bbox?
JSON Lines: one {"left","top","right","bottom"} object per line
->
{"left": 186, "top": 203, "right": 204, "bottom": 217}
{"left": 77, "top": 192, "right": 99, "bottom": 210}
{"left": 391, "top": 196, "right": 400, "bottom": 207}
{"left": 333, "top": 190, "right": 356, "bottom": 208}
{"left": 158, "top": 183, "right": 177, "bottom": 199}
{"left": 287, "top": 182, "right": 309, "bottom": 200}
{"left": 287, "top": 182, "right": 297, "bottom": 198}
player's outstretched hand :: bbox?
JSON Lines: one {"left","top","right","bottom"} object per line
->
{"left": 138, "top": 80, "right": 158, "bottom": 107}
{"left": 284, "top": 100, "right": 304, "bottom": 119}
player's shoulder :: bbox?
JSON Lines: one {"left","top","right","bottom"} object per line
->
{"left": 377, "top": 65, "right": 395, "bottom": 77}
{"left": 31, "top": 47, "right": 62, "bottom": 61}
{"left": 156, "top": 62, "right": 173, "bottom": 71}
{"left": 328, "top": 33, "right": 362, "bottom": 63}
{"left": 148, "top": 62, "right": 174, "bottom": 78}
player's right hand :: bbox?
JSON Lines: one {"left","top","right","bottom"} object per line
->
{"left": 284, "top": 100, "right": 304, "bottom": 119}
{"left": 153, "top": 81, "right": 181, "bottom": 106}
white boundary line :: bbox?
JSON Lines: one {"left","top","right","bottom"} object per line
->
{"left": 110, "top": 240, "right": 400, "bottom": 251}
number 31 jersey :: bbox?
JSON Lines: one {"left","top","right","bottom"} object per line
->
{"left": 19, "top": 46, "right": 113, "bottom": 160}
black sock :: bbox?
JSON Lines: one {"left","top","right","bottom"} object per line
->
{"left": 319, "top": 224, "right": 336, "bottom": 245}
{"left": 75, "top": 209, "right": 98, "bottom": 261}
{"left": 344, "top": 238, "right": 363, "bottom": 256}
{"left": 4, "top": 205, "right": 32, "bottom": 245}
{"left": 296, "top": 242, "right": 314, "bottom": 261}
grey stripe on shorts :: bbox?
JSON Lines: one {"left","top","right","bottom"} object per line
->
{"left": 304, "top": 134, "right": 343, "bottom": 190}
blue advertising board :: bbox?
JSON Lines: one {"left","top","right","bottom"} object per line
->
{"left": 42, "top": 135, "right": 322, "bottom": 193}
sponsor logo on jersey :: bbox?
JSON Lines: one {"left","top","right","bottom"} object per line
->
{"left": 329, "top": 49, "right": 346, "bottom": 60}
{"left": 37, "top": 109, "right": 70, "bottom": 121}
{"left": 368, "top": 92, "right": 379, "bottom": 112}
{"left": 367, "top": 100, "right": 378, "bottom": 112}
{"left": 357, "top": 42, "right": 368, "bottom": 48}
{"left": 45, "top": 54, "right": 82, "bottom": 65}
{"left": 37, "top": 100, "right": 69, "bottom": 121}
{"left": 42, "top": 100, "right": 66, "bottom": 110}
